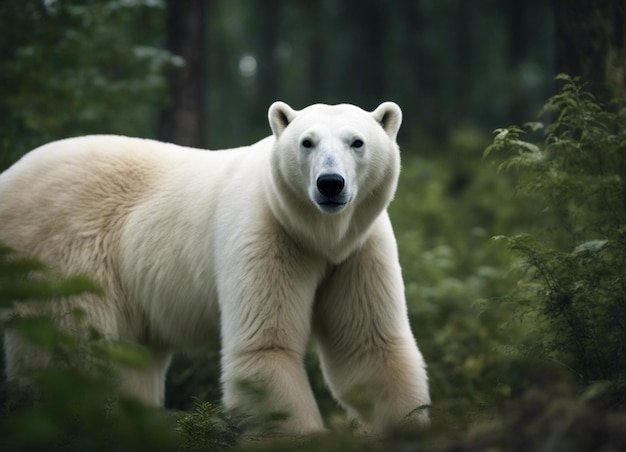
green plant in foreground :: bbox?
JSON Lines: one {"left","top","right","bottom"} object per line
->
{"left": 485, "top": 75, "right": 626, "bottom": 402}
{"left": 175, "top": 401, "right": 238, "bottom": 451}
{"left": 0, "top": 245, "right": 181, "bottom": 451}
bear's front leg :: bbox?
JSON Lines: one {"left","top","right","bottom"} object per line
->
{"left": 313, "top": 214, "right": 430, "bottom": 435}
{"left": 216, "top": 229, "right": 326, "bottom": 437}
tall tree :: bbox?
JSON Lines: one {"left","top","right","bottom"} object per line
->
{"left": 399, "top": 0, "right": 448, "bottom": 140}
{"left": 0, "top": 0, "right": 171, "bottom": 168}
{"left": 553, "top": 0, "right": 626, "bottom": 98}
{"left": 454, "top": 0, "right": 471, "bottom": 123}
{"left": 244, "top": 0, "right": 282, "bottom": 129}
{"left": 507, "top": 0, "right": 527, "bottom": 124}
{"left": 160, "top": 0, "right": 208, "bottom": 147}
{"left": 304, "top": 1, "right": 325, "bottom": 103}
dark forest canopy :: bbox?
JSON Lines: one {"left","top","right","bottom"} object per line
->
{"left": 0, "top": 0, "right": 553, "bottom": 154}
{"left": 198, "top": 0, "right": 557, "bottom": 147}
{"left": 1, "top": 0, "right": 624, "bottom": 153}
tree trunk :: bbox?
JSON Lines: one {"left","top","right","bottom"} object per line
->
{"left": 305, "top": 1, "right": 324, "bottom": 103}
{"left": 254, "top": 0, "right": 281, "bottom": 122}
{"left": 553, "top": 0, "right": 626, "bottom": 99}
{"left": 507, "top": 0, "right": 527, "bottom": 124}
{"left": 159, "top": 0, "right": 207, "bottom": 147}
{"left": 401, "top": 0, "right": 448, "bottom": 140}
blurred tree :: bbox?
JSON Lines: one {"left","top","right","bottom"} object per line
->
{"left": 454, "top": 0, "right": 471, "bottom": 126}
{"left": 507, "top": 0, "right": 527, "bottom": 124}
{"left": 486, "top": 75, "right": 626, "bottom": 401}
{"left": 303, "top": 1, "right": 324, "bottom": 102}
{"left": 346, "top": 0, "right": 388, "bottom": 108}
{"left": 256, "top": 0, "right": 281, "bottom": 120}
{"left": 0, "top": 0, "right": 175, "bottom": 169}
{"left": 159, "top": 0, "right": 208, "bottom": 147}
{"left": 553, "top": 0, "right": 626, "bottom": 98}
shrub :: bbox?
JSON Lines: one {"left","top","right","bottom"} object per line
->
{"left": 0, "top": 245, "right": 181, "bottom": 451}
{"left": 485, "top": 75, "right": 626, "bottom": 404}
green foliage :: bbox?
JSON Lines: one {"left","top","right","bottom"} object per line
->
{"left": 3, "top": 371, "right": 180, "bottom": 452}
{"left": 175, "top": 401, "right": 238, "bottom": 452}
{"left": 389, "top": 133, "right": 528, "bottom": 408}
{"left": 0, "top": 245, "right": 181, "bottom": 450}
{"left": 485, "top": 75, "right": 626, "bottom": 401}
{"left": 0, "top": 0, "right": 178, "bottom": 169}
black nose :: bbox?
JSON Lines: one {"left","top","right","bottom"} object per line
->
{"left": 316, "top": 174, "right": 345, "bottom": 198}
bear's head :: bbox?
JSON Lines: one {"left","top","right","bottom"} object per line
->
{"left": 268, "top": 101, "right": 402, "bottom": 217}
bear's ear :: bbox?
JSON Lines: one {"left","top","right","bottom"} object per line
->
{"left": 371, "top": 102, "right": 402, "bottom": 141}
{"left": 268, "top": 101, "right": 297, "bottom": 138}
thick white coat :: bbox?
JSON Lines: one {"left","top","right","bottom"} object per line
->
{"left": 0, "top": 102, "right": 429, "bottom": 435}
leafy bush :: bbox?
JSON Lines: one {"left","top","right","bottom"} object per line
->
{"left": 485, "top": 75, "right": 626, "bottom": 403}
{"left": 175, "top": 401, "right": 237, "bottom": 452}
{"left": 0, "top": 245, "right": 181, "bottom": 451}
{"left": 389, "top": 131, "right": 529, "bottom": 409}
{"left": 0, "top": 0, "right": 179, "bottom": 169}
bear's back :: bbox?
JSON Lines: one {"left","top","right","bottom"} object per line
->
{"left": 0, "top": 136, "right": 190, "bottom": 276}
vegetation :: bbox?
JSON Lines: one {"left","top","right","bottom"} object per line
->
{"left": 0, "top": 246, "right": 181, "bottom": 451}
{"left": 485, "top": 74, "right": 626, "bottom": 404}
{"left": 0, "top": 0, "right": 177, "bottom": 169}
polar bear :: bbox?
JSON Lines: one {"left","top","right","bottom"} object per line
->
{"left": 0, "top": 101, "right": 430, "bottom": 435}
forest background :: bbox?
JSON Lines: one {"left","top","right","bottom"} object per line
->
{"left": 1, "top": 1, "right": 626, "bottom": 450}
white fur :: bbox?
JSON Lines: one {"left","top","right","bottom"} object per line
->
{"left": 0, "top": 102, "right": 429, "bottom": 435}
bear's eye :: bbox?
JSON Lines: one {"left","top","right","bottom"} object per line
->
{"left": 351, "top": 139, "right": 364, "bottom": 149}
{"left": 301, "top": 139, "right": 314, "bottom": 149}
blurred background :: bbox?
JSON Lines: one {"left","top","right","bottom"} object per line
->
{"left": 4, "top": 0, "right": 621, "bottom": 156}
{"left": 1, "top": 0, "right": 626, "bottom": 450}
{"left": 2, "top": 0, "right": 623, "bottom": 153}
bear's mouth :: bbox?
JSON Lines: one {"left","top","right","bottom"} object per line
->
{"left": 317, "top": 199, "right": 348, "bottom": 213}
{"left": 319, "top": 200, "right": 346, "bottom": 206}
